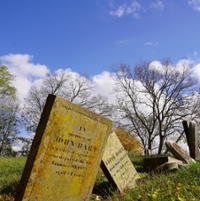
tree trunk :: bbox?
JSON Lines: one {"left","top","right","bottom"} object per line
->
{"left": 158, "top": 135, "right": 165, "bottom": 154}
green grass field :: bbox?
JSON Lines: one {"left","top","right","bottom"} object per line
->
{"left": 0, "top": 157, "right": 27, "bottom": 201}
{"left": 105, "top": 161, "right": 200, "bottom": 201}
{"left": 0, "top": 156, "right": 200, "bottom": 201}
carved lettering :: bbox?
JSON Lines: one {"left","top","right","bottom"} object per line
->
{"left": 51, "top": 161, "right": 67, "bottom": 167}
{"left": 54, "top": 135, "right": 97, "bottom": 153}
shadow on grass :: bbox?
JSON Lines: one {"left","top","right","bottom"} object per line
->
{"left": 0, "top": 180, "right": 20, "bottom": 200}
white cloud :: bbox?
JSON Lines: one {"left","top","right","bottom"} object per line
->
{"left": 12, "top": 139, "right": 24, "bottom": 152}
{"left": 150, "top": 0, "right": 164, "bottom": 10}
{"left": 92, "top": 71, "right": 116, "bottom": 103}
{"left": 109, "top": 0, "right": 164, "bottom": 18}
{"left": 2, "top": 53, "right": 200, "bottom": 114}
{"left": 109, "top": 1, "right": 141, "bottom": 18}
{"left": 127, "top": 1, "right": 141, "bottom": 14}
{"left": 0, "top": 54, "right": 118, "bottom": 106}
{"left": 188, "top": 0, "right": 200, "bottom": 11}
{"left": 149, "top": 60, "right": 163, "bottom": 72}
{"left": 176, "top": 59, "right": 191, "bottom": 68}
{"left": 192, "top": 63, "right": 200, "bottom": 80}
{"left": 0, "top": 54, "right": 49, "bottom": 104}
{"left": 116, "top": 39, "right": 129, "bottom": 45}
{"left": 109, "top": 4, "right": 127, "bottom": 17}
{"left": 149, "top": 59, "right": 193, "bottom": 76}
{"left": 144, "top": 41, "right": 159, "bottom": 46}
{"left": 0, "top": 54, "right": 49, "bottom": 77}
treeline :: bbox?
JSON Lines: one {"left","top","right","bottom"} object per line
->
{"left": 0, "top": 58, "right": 200, "bottom": 156}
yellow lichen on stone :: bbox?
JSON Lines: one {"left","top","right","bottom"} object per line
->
{"left": 20, "top": 95, "right": 112, "bottom": 201}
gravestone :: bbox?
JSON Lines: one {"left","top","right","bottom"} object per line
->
{"left": 182, "top": 120, "right": 200, "bottom": 160}
{"left": 101, "top": 131, "right": 140, "bottom": 193}
{"left": 15, "top": 94, "right": 112, "bottom": 201}
{"left": 144, "top": 149, "right": 152, "bottom": 156}
{"left": 143, "top": 156, "right": 183, "bottom": 172}
{"left": 165, "top": 141, "right": 195, "bottom": 164}
{"left": 153, "top": 161, "right": 188, "bottom": 173}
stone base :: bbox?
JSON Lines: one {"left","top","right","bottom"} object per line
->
{"left": 143, "top": 156, "right": 183, "bottom": 172}
{"left": 153, "top": 161, "right": 188, "bottom": 173}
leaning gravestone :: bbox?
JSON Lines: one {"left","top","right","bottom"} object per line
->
{"left": 101, "top": 131, "right": 140, "bottom": 193}
{"left": 15, "top": 94, "right": 112, "bottom": 201}
{"left": 182, "top": 120, "right": 200, "bottom": 160}
{"left": 165, "top": 141, "right": 195, "bottom": 164}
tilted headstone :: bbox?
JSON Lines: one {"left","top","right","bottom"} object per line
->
{"left": 165, "top": 141, "right": 195, "bottom": 164}
{"left": 15, "top": 95, "right": 112, "bottom": 201}
{"left": 101, "top": 131, "right": 140, "bottom": 193}
{"left": 182, "top": 120, "right": 200, "bottom": 160}
{"left": 182, "top": 120, "right": 190, "bottom": 142}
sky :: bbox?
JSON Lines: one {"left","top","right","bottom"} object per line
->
{"left": 1, "top": 0, "right": 200, "bottom": 102}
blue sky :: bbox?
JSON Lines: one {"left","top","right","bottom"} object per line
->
{"left": 1, "top": 0, "right": 200, "bottom": 76}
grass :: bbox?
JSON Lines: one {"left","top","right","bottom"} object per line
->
{"left": 0, "top": 157, "right": 27, "bottom": 201}
{"left": 105, "top": 162, "right": 200, "bottom": 201}
{"left": 92, "top": 155, "right": 200, "bottom": 201}
{"left": 0, "top": 155, "right": 200, "bottom": 201}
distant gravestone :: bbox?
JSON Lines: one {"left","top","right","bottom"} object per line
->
{"left": 182, "top": 120, "right": 200, "bottom": 160}
{"left": 165, "top": 141, "right": 195, "bottom": 164}
{"left": 15, "top": 95, "right": 112, "bottom": 201}
{"left": 143, "top": 156, "right": 183, "bottom": 172}
{"left": 153, "top": 161, "right": 187, "bottom": 173}
{"left": 101, "top": 131, "right": 140, "bottom": 193}
{"left": 144, "top": 149, "right": 152, "bottom": 156}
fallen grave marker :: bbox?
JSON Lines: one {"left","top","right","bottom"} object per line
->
{"left": 143, "top": 156, "right": 183, "bottom": 173}
{"left": 101, "top": 131, "right": 140, "bottom": 193}
{"left": 15, "top": 94, "right": 112, "bottom": 201}
{"left": 165, "top": 141, "right": 195, "bottom": 164}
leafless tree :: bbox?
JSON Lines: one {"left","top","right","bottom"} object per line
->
{"left": 22, "top": 70, "right": 114, "bottom": 134}
{"left": 113, "top": 59, "right": 200, "bottom": 154}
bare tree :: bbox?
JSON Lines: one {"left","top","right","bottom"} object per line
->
{"left": 22, "top": 70, "right": 114, "bottom": 135}
{"left": 113, "top": 59, "right": 199, "bottom": 154}
{"left": 22, "top": 71, "right": 70, "bottom": 132}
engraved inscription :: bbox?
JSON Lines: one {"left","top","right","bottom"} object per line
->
{"left": 48, "top": 131, "right": 98, "bottom": 178}
{"left": 16, "top": 95, "right": 112, "bottom": 201}
{"left": 102, "top": 131, "right": 140, "bottom": 193}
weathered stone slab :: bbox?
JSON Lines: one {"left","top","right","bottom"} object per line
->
{"left": 16, "top": 95, "right": 112, "bottom": 201}
{"left": 182, "top": 120, "right": 200, "bottom": 160}
{"left": 153, "top": 161, "right": 188, "bottom": 173}
{"left": 101, "top": 131, "right": 140, "bottom": 193}
{"left": 182, "top": 120, "right": 190, "bottom": 142}
{"left": 143, "top": 156, "right": 183, "bottom": 172}
{"left": 165, "top": 141, "right": 195, "bottom": 164}
{"left": 153, "top": 162, "right": 179, "bottom": 173}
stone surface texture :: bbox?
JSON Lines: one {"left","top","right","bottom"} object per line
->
{"left": 16, "top": 95, "right": 112, "bottom": 201}
{"left": 101, "top": 131, "right": 140, "bottom": 193}
{"left": 143, "top": 156, "right": 183, "bottom": 172}
{"left": 182, "top": 120, "right": 200, "bottom": 160}
{"left": 165, "top": 141, "right": 195, "bottom": 164}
